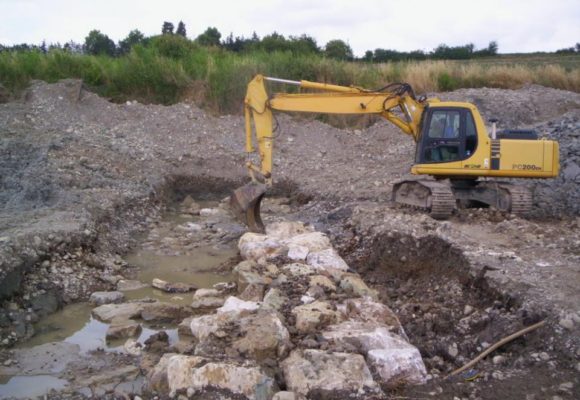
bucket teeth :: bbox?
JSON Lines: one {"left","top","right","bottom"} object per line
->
{"left": 229, "top": 182, "right": 267, "bottom": 233}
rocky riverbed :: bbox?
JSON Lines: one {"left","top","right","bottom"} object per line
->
{"left": 0, "top": 80, "right": 579, "bottom": 399}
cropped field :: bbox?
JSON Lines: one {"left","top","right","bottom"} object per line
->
{"left": 1, "top": 45, "right": 578, "bottom": 114}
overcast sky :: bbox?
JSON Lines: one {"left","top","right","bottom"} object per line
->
{"left": 1, "top": 0, "right": 579, "bottom": 55}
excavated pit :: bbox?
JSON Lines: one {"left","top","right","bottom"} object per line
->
{"left": 347, "top": 229, "right": 580, "bottom": 399}
{"left": 0, "top": 175, "right": 305, "bottom": 398}
{"left": 360, "top": 232, "right": 526, "bottom": 361}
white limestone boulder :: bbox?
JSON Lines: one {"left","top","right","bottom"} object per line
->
{"left": 281, "top": 349, "right": 380, "bottom": 397}
{"left": 166, "top": 355, "right": 277, "bottom": 399}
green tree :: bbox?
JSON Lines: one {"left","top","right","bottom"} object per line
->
{"left": 288, "top": 34, "right": 319, "bottom": 54}
{"left": 84, "top": 30, "right": 116, "bottom": 56}
{"left": 473, "top": 41, "right": 499, "bottom": 57}
{"left": 363, "top": 50, "right": 373, "bottom": 62}
{"left": 433, "top": 43, "right": 473, "bottom": 59}
{"left": 196, "top": 27, "right": 221, "bottom": 47}
{"left": 64, "top": 41, "right": 83, "bottom": 54}
{"left": 324, "top": 39, "right": 353, "bottom": 60}
{"left": 176, "top": 21, "right": 187, "bottom": 37}
{"left": 150, "top": 34, "right": 195, "bottom": 58}
{"left": 259, "top": 32, "right": 288, "bottom": 52}
{"left": 162, "top": 21, "right": 174, "bottom": 35}
{"left": 118, "top": 29, "right": 145, "bottom": 55}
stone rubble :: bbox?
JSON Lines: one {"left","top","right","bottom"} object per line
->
{"left": 138, "top": 220, "right": 426, "bottom": 399}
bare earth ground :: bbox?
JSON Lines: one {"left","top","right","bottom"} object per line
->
{"left": 0, "top": 80, "right": 579, "bottom": 399}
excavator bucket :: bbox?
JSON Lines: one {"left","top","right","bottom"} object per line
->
{"left": 229, "top": 182, "right": 268, "bottom": 233}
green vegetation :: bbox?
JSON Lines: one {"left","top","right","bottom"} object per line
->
{"left": 1, "top": 23, "right": 579, "bottom": 114}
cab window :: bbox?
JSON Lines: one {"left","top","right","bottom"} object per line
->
{"left": 418, "top": 108, "right": 478, "bottom": 164}
{"left": 428, "top": 110, "right": 460, "bottom": 139}
{"left": 465, "top": 112, "right": 477, "bottom": 156}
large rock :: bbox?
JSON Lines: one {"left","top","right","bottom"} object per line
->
{"left": 265, "top": 221, "right": 312, "bottom": 240}
{"left": 234, "top": 260, "right": 274, "bottom": 293}
{"left": 190, "top": 311, "right": 238, "bottom": 344}
{"left": 147, "top": 353, "right": 178, "bottom": 393}
{"left": 239, "top": 283, "right": 266, "bottom": 302}
{"left": 152, "top": 278, "right": 197, "bottom": 293}
{"left": 217, "top": 296, "right": 260, "bottom": 314}
{"left": 178, "top": 317, "right": 194, "bottom": 338}
{"left": 235, "top": 311, "right": 291, "bottom": 360}
{"left": 92, "top": 301, "right": 190, "bottom": 323}
{"left": 306, "top": 248, "right": 349, "bottom": 278}
{"left": 116, "top": 279, "right": 148, "bottom": 291}
{"left": 106, "top": 319, "right": 142, "bottom": 341}
{"left": 238, "top": 233, "right": 284, "bottom": 261}
{"left": 320, "top": 321, "right": 426, "bottom": 388}
{"left": 272, "top": 392, "right": 296, "bottom": 400}
{"left": 89, "top": 291, "right": 125, "bottom": 306}
{"left": 339, "top": 274, "right": 378, "bottom": 299}
{"left": 344, "top": 297, "right": 406, "bottom": 338}
{"left": 282, "top": 232, "right": 331, "bottom": 253}
{"left": 165, "top": 355, "right": 277, "bottom": 399}
{"left": 256, "top": 222, "right": 336, "bottom": 264}
{"left": 140, "top": 302, "right": 192, "bottom": 323}
{"left": 286, "top": 245, "right": 309, "bottom": 262}
{"left": 272, "top": 391, "right": 297, "bottom": 400}
{"left": 190, "top": 296, "right": 225, "bottom": 310}
{"left": 191, "top": 288, "right": 226, "bottom": 310}
{"left": 321, "top": 321, "right": 402, "bottom": 351}
{"left": 281, "top": 263, "right": 317, "bottom": 278}
{"left": 281, "top": 349, "right": 380, "bottom": 397}
{"left": 261, "top": 288, "right": 288, "bottom": 312}
{"left": 292, "top": 301, "right": 342, "bottom": 333}
{"left": 191, "top": 310, "right": 290, "bottom": 361}
{"left": 91, "top": 302, "right": 144, "bottom": 322}
{"left": 309, "top": 275, "right": 336, "bottom": 293}
{"left": 367, "top": 348, "right": 427, "bottom": 388}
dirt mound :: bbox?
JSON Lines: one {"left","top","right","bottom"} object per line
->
{"left": 439, "top": 84, "right": 580, "bottom": 128}
{"left": 533, "top": 110, "right": 580, "bottom": 216}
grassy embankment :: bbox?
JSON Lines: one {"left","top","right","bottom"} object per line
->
{"left": 1, "top": 43, "right": 579, "bottom": 114}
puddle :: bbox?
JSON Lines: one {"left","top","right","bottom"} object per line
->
{"left": 1, "top": 200, "right": 240, "bottom": 398}
{"left": 123, "top": 244, "right": 237, "bottom": 305}
{"left": 21, "top": 303, "right": 180, "bottom": 354}
{"left": 0, "top": 375, "right": 67, "bottom": 398}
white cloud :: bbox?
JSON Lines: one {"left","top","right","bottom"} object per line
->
{"left": 0, "top": 0, "right": 578, "bottom": 54}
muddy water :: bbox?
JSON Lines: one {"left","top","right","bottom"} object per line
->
{"left": 124, "top": 244, "right": 237, "bottom": 305}
{"left": 0, "top": 202, "right": 240, "bottom": 398}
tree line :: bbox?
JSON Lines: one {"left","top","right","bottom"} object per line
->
{"left": 1, "top": 21, "right": 578, "bottom": 61}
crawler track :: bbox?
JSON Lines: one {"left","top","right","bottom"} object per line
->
{"left": 499, "top": 183, "right": 533, "bottom": 216}
{"left": 392, "top": 179, "right": 455, "bottom": 220}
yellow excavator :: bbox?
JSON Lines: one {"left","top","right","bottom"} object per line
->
{"left": 230, "top": 75, "right": 559, "bottom": 232}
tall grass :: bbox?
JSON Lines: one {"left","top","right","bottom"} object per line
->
{"left": 1, "top": 46, "right": 578, "bottom": 114}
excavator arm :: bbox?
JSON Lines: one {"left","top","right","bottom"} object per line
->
{"left": 231, "top": 74, "right": 428, "bottom": 232}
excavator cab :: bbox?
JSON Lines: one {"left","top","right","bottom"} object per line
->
{"left": 415, "top": 107, "right": 478, "bottom": 164}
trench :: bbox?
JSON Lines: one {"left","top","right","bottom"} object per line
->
{"left": 0, "top": 189, "right": 250, "bottom": 398}
{"left": 359, "top": 231, "right": 524, "bottom": 364}
{"left": 0, "top": 173, "right": 307, "bottom": 398}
